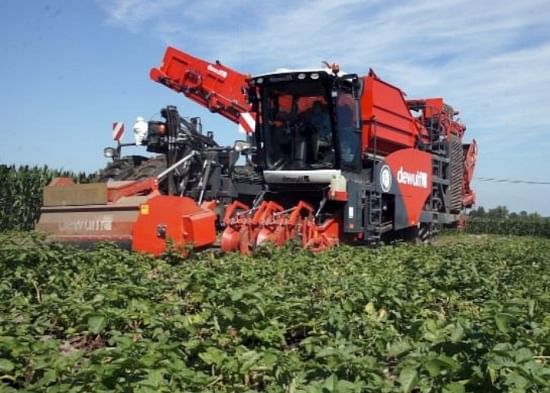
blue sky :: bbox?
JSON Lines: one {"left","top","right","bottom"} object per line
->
{"left": 1, "top": 0, "right": 549, "bottom": 214}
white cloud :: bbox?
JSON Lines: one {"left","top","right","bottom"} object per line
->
{"left": 97, "top": 0, "right": 181, "bottom": 28}
{"left": 98, "top": 0, "right": 550, "bottom": 212}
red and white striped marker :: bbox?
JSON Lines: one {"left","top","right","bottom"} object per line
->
{"left": 238, "top": 112, "right": 256, "bottom": 134}
{"left": 112, "top": 122, "right": 125, "bottom": 141}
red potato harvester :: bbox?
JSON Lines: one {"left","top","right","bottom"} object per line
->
{"left": 37, "top": 47, "right": 477, "bottom": 255}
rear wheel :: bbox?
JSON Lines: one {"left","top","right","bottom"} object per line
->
{"left": 96, "top": 155, "right": 167, "bottom": 183}
{"left": 130, "top": 155, "right": 167, "bottom": 181}
{"left": 95, "top": 155, "right": 147, "bottom": 182}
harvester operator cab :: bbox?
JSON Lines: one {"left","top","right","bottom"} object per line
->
{"left": 249, "top": 70, "right": 362, "bottom": 176}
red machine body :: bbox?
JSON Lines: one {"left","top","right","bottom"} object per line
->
{"left": 360, "top": 71, "right": 428, "bottom": 154}
{"left": 384, "top": 148, "right": 433, "bottom": 227}
{"left": 132, "top": 195, "right": 217, "bottom": 256}
{"left": 150, "top": 47, "right": 256, "bottom": 133}
{"left": 37, "top": 48, "right": 477, "bottom": 255}
{"left": 147, "top": 48, "right": 477, "bottom": 252}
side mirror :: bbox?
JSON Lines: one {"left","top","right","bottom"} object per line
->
{"left": 349, "top": 76, "right": 363, "bottom": 131}
{"left": 352, "top": 78, "right": 362, "bottom": 100}
{"left": 340, "top": 74, "right": 362, "bottom": 100}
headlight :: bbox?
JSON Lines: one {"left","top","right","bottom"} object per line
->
{"left": 156, "top": 124, "right": 166, "bottom": 135}
{"left": 234, "top": 140, "right": 251, "bottom": 152}
{"left": 149, "top": 122, "right": 166, "bottom": 136}
{"left": 104, "top": 147, "right": 117, "bottom": 158}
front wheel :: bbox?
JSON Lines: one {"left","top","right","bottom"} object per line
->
{"left": 402, "top": 223, "right": 435, "bottom": 245}
{"left": 416, "top": 223, "right": 433, "bottom": 244}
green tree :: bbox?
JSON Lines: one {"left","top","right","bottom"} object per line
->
{"left": 487, "top": 206, "right": 509, "bottom": 220}
{"left": 469, "top": 206, "right": 486, "bottom": 218}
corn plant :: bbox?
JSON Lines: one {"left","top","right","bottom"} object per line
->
{"left": 467, "top": 218, "right": 550, "bottom": 238}
{"left": 0, "top": 165, "right": 91, "bottom": 231}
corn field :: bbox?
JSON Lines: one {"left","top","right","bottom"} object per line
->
{"left": 0, "top": 165, "right": 91, "bottom": 231}
{"left": 466, "top": 218, "right": 550, "bottom": 238}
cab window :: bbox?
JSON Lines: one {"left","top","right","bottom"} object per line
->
{"left": 336, "top": 90, "right": 361, "bottom": 169}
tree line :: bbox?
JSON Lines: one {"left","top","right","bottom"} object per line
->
{"left": 466, "top": 206, "right": 550, "bottom": 237}
{"left": 469, "top": 206, "right": 548, "bottom": 222}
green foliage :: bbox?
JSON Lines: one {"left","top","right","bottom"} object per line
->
{"left": 467, "top": 206, "right": 550, "bottom": 238}
{"left": 0, "top": 165, "right": 92, "bottom": 231}
{"left": 466, "top": 218, "right": 550, "bottom": 238}
{"left": 0, "top": 232, "right": 549, "bottom": 391}
{"left": 469, "top": 206, "right": 547, "bottom": 221}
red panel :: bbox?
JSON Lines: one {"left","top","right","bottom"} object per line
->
{"left": 106, "top": 178, "right": 158, "bottom": 202}
{"left": 423, "top": 98, "right": 444, "bottom": 118}
{"left": 150, "top": 47, "right": 251, "bottom": 125}
{"left": 132, "top": 195, "right": 217, "bottom": 256}
{"left": 182, "top": 211, "right": 217, "bottom": 248}
{"left": 49, "top": 177, "right": 75, "bottom": 186}
{"left": 360, "top": 73, "right": 420, "bottom": 154}
{"left": 385, "top": 148, "right": 432, "bottom": 226}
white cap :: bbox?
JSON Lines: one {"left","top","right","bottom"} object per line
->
{"left": 136, "top": 116, "right": 145, "bottom": 122}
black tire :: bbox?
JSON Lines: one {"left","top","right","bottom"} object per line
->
{"left": 232, "top": 166, "right": 263, "bottom": 184}
{"left": 416, "top": 223, "right": 432, "bottom": 244}
{"left": 96, "top": 159, "right": 134, "bottom": 183}
{"left": 130, "top": 155, "right": 167, "bottom": 181}
{"left": 95, "top": 156, "right": 144, "bottom": 182}
{"left": 400, "top": 224, "right": 433, "bottom": 245}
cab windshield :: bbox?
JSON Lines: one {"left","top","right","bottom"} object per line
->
{"left": 261, "top": 80, "right": 336, "bottom": 170}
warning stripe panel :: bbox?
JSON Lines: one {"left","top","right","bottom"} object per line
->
{"left": 238, "top": 112, "right": 256, "bottom": 134}
{"left": 112, "top": 122, "right": 125, "bottom": 141}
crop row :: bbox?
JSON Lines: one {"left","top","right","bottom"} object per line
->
{"left": 0, "top": 232, "right": 548, "bottom": 392}
{"left": 466, "top": 218, "right": 550, "bottom": 238}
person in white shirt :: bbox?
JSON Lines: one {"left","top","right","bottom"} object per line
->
{"left": 133, "top": 117, "right": 148, "bottom": 145}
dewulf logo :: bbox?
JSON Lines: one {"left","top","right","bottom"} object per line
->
{"left": 207, "top": 64, "right": 228, "bottom": 78}
{"left": 397, "top": 167, "right": 428, "bottom": 189}
{"left": 59, "top": 216, "right": 113, "bottom": 232}
{"left": 282, "top": 175, "right": 310, "bottom": 182}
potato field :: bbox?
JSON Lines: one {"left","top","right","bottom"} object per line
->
{"left": 0, "top": 232, "right": 548, "bottom": 392}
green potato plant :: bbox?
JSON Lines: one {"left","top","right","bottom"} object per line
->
{"left": 0, "top": 232, "right": 548, "bottom": 392}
